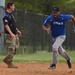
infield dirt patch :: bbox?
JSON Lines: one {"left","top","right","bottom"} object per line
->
{"left": 0, "top": 63, "right": 75, "bottom": 75}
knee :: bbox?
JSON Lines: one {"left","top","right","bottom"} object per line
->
{"left": 8, "top": 47, "right": 14, "bottom": 51}
{"left": 52, "top": 45, "right": 58, "bottom": 52}
{"left": 8, "top": 47, "right": 15, "bottom": 55}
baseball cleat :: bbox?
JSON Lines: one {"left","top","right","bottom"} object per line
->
{"left": 67, "top": 59, "right": 72, "bottom": 68}
{"left": 48, "top": 64, "right": 56, "bottom": 69}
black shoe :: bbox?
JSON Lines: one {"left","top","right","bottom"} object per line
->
{"left": 48, "top": 64, "right": 56, "bottom": 69}
{"left": 67, "top": 59, "right": 72, "bottom": 68}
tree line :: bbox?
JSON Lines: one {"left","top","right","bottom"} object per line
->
{"left": 6, "top": 0, "right": 75, "bottom": 15}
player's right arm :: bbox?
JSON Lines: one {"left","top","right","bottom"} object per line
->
{"left": 3, "top": 16, "right": 15, "bottom": 38}
{"left": 5, "top": 25, "right": 15, "bottom": 38}
{"left": 42, "top": 16, "right": 51, "bottom": 34}
{"left": 42, "top": 25, "right": 51, "bottom": 34}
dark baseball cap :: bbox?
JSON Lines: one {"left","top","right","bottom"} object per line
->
{"left": 52, "top": 7, "right": 60, "bottom": 12}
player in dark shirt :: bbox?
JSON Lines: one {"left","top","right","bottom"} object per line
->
{"left": 3, "top": 12, "right": 17, "bottom": 35}
{"left": 3, "top": 2, "right": 21, "bottom": 68}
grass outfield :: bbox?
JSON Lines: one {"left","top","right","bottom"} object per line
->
{"left": 0, "top": 51, "right": 75, "bottom": 63}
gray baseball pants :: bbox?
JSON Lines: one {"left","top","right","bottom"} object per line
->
{"left": 52, "top": 35, "right": 70, "bottom": 64}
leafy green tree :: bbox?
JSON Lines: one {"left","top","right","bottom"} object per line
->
{"left": 6, "top": 0, "right": 75, "bottom": 15}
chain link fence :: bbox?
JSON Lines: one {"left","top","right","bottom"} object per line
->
{"left": 1, "top": 9, "right": 75, "bottom": 54}
{"left": 12, "top": 9, "right": 75, "bottom": 53}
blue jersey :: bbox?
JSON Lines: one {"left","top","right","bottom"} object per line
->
{"left": 43, "top": 14, "right": 72, "bottom": 38}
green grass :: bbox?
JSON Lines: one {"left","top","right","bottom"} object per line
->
{"left": 0, "top": 51, "right": 75, "bottom": 63}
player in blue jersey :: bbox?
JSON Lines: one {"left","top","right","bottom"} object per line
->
{"left": 42, "top": 7, "right": 75, "bottom": 69}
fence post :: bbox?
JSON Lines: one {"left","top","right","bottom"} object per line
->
{"left": 0, "top": 0, "right": 5, "bottom": 53}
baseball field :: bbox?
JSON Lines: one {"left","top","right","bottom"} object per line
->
{"left": 0, "top": 51, "right": 75, "bottom": 75}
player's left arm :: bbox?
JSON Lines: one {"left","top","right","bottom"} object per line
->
{"left": 71, "top": 15, "right": 75, "bottom": 33}
{"left": 16, "top": 28, "right": 22, "bottom": 36}
{"left": 71, "top": 15, "right": 75, "bottom": 26}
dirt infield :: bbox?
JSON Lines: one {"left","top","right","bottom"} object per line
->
{"left": 0, "top": 63, "right": 75, "bottom": 75}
